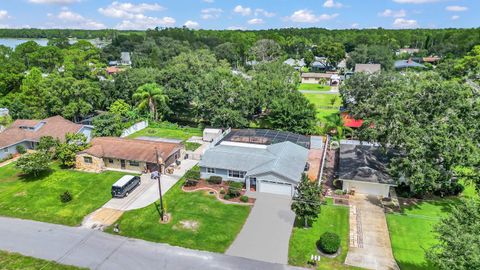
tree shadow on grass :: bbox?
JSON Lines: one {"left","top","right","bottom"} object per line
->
{"left": 18, "top": 169, "right": 53, "bottom": 182}
{"left": 397, "top": 260, "right": 435, "bottom": 270}
{"left": 398, "top": 196, "right": 460, "bottom": 216}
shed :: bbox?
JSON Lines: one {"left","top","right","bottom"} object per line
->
{"left": 203, "top": 128, "right": 223, "bottom": 142}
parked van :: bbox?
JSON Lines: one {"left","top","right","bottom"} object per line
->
{"left": 111, "top": 175, "right": 141, "bottom": 198}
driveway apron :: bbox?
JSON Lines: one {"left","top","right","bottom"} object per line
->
{"left": 226, "top": 193, "right": 295, "bottom": 264}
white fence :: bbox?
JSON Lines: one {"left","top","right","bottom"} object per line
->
{"left": 121, "top": 120, "right": 148, "bottom": 138}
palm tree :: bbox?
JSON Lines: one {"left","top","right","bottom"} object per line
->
{"left": 323, "top": 113, "right": 353, "bottom": 141}
{"left": 133, "top": 83, "right": 169, "bottom": 121}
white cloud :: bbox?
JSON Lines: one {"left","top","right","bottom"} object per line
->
{"left": 379, "top": 9, "right": 406, "bottom": 18}
{"left": 227, "top": 26, "right": 246, "bottom": 30}
{"left": 116, "top": 16, "right": 175, "bottom": 30}
{"left": 184, "top": 20, "right": 199, "bottom": 29}
{"left": 28, "top": 0, "right": 80, "bottom": 4}
{"left": 446, "top": 6, "right": 468, "bottom": 12}
{"left": 323, "top": 0, "right": 343, "bottom": 8}
{"left": 233, "top": 5, "right": 252, "bottom": 16}
{"left": 393, "top": 0, "right": 441, "bottom": 3}
{"left": 0, "top": 10, "right": 10, "bottom": 20}
{"left": 289, "top": 9, "right": 339, "bottom": 23}
{"left": 393, "top": 18, "right": 418, "bottom": 28}
{"left": 351, "top": 23, "right": 359, "bottom": 28}
{"left": 54, "top": 10, "right": 105, "bottom": 29}
{"left": 254, "top": 8, "right": 275, "bottom": 18}
{"left": 202, "top": 0, "right": 214, "bottom": 3}
{"left": 247, "top": 18, "right": 264, "bottom": 25}
{"left": 98, "top": 2, "right": 164, "bottom": 19}
{"left": 451, "top": 15, "right": 460, "bottom": 20}
{"left": 201, "top": 8, "right": 222, "bottom": 19}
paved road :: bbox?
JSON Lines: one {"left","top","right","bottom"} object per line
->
{"left": 0, "top": 216, "right": 303, "bottom": 270}
{"left": 345, "top": 194, "right": 399, "bottom": 270}
{"left": 226, "top": 194, "right": 295, "bottom": 264}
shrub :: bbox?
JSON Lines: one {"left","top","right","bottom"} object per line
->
{"left": 240, "top": 195, "right": 249, "bottom": 203}
{"left": 228, "top": 187, "right": 241, "bottom": 198}
{"left": 219, "top": 188, "right": 226, "bottom": 195}
{"left": 208, "top": 176, "right": 222, "bottom": 185}
{"left": 228, "top": 181, "right": 243, "bottom": 189}
{"left": 60, "top": 191, "right": 73, "bottom": 203}
{"left": 184, "top": 168, "right": 200, "bottom": 180}
{"left": 184, "top": 179, "right": 197, "bottom": 187}
{"left": 16, "top": 145, "right": 27, "bottom": 154}
{"left": 223, "top": 194, "right": 231, "bottom": 200}
{"left": 334, "top": 189, "right": 345, "bottom": 195}
{"left": 317, "top": 232, "right": 340, "bottom": 254}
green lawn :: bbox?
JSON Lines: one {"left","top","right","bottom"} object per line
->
{"left": 303, "top": 93, "right": 342, "bottom": 122}
{"left": 0, "top": 163, "right": 131, "bottom": 226}
{"left": 128, "top": 122, "right": 202, "bottom": 141}
{"left": 298, "top": 83, "right": 332, "bottom": 91}
{"left": 387, "top": 184, "right": 477, "bottom": 270}
{"left": 185, "top": 142, "right": 202, "bottom": 151}
{"left": 108, "top": 166, "right": 251, "bottom": 253}
{"left": 0, "top": 250, "right": 85, "bottom": 270}
{"left": 289, "top": 203, "right": 359, "bottom": 270}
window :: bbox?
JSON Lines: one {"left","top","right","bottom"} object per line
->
{"left": 228, "top": 170, "right": 245, "bottom": 178}
{"left": 3, "top": 148, "right": 8, "bottom": 153}
{"left": 108, "top": 159, "right": 114, "bottom": 164}
{"left": 129, "top": 160, "right": 140, "bottom": 167}
{"left": 83, "top": 156, "right": 92, "bottom": 164}
{"left": 207, "top": 167, "right": 215, "bottom": 173}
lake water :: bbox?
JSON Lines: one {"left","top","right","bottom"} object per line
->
{"left": 0, "top": 38, "right": 109, "bottom": 49}
{"left": 0, "top": 38, "right": 49, "bottom": 48}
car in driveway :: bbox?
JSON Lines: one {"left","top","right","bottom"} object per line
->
{"left": 111, "top": 175, "right": 141, "bottom": 198}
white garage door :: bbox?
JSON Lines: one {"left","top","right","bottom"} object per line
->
{"left": 346, "top": 181, "right": 389, "bottom": 197}
{"left": 259, "top": 180, "right": 292, "bottom": 196}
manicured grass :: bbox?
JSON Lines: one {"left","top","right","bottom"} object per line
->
{"left": 387, "top": 185, "right": 477, "bottom": 270}
{"left": 289, "top": 202, "right": 359, "bottom": 270}
{"left": 185, "top": 142, "right": 202, "bottom": 151}
{"left": 0, "top": 250, "right": 85, "bottom": 270}
{"left": 0, "top": 163, "right": 132, "bottom": 226}
{"left": 298, "top": 83, "right": 331, "bottom": 91}
{"left": 128, "top": 122, "right": 202, "bottom": 141}
{"left": 303, "top": 93, "right": 342, "bottom": 122}
{"left": 108, "top": 167, "right": 251, "bottom": 253}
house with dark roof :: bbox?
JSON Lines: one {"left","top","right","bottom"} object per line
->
{"left": 199, "top": 140, "right": 309, "bottom": 197}
{"left": 338, "top": 140, "right": 397, "bottom": 197}
{"left": 0, "top": 116, "right": 93, "bottom": 160}
{"left": 76, "top": 137, "right": 184, "bottom": 173}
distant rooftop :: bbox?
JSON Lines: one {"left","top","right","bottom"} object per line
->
{"left": 355, "top": 64, "right": 381, "bottom": 74}
{"left": 394, "top": 59, "right": 426, "bottom": 69}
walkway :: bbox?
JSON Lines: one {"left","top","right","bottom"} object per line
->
{"left": 345, "top": 194, "right": 399, "bottom": 270}
{"left": 0, "top": 216, "right": 302, "bottom": 270}
{"left": 226, "top": 194, "right": 295, "bottom": 264}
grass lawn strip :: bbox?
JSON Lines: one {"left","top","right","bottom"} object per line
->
{"left": 128, "top": 122, "right": 202, "bottom": 141}
{"left": 0, "top": 163, "right": 132, "bottom": 226}
{"left": 0, "top": 250, "right": 85, "bottom": 270}
{"left": 107, "top": 166, "right": 251, "bottom": 253}
{"left": 289, "top": 202, "right": 361, "bottom": 270}
{"left": 185, "top": 142, "right": 202, "bottom": 151}
{"left": 298, "top": 83, "right": 332, "bottom": 91}
{"left": 303, "top": 93, "right": 342, "bottom": 122}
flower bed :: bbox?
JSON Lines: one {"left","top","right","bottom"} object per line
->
{"left": 183, "top": 179, "right": 255, "bottom": 204}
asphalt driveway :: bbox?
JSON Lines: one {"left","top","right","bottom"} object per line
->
{"left": 345, "top": 194, "right": 399, "bottom": 270}
{"left": 226, "top": 193, "right": 295, "bottom": 264}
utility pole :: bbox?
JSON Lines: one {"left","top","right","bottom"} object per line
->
{"left": 155, "top": 148, "right": 164, "bottom": 221}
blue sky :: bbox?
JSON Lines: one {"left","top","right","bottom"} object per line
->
{"left": 0, "top": 0, "right": 478, "bottom": 30}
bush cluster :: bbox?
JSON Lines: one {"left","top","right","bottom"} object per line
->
{"left": 16, "top": 145, "right": 27, "bottom": 154}
{"left": 223, "top": 194, "right": 231, "bottom": 200}
{"left": 240, "top": 195, "right": 249, "bottom": 203}
{"left": 184, "top": 179, "right": 197, "bottom": 187}
{"left": 317, "top": 232, "right": 340, "bottom": 254}
{"left": 208, "top": 176, "right": 222, "bottom": 185}
{"left": 60, "top": 191, "right": 73, "bottom": 203}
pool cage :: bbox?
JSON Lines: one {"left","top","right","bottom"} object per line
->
{"left": 219, "top": 129, "right": 311, "bottom": 149}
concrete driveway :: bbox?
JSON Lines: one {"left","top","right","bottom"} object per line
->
{"left": 226, "top": 193, "right": 295, "bottom": 264}
{"left": 345, "top": 194, "right": 399, "bottom": 270}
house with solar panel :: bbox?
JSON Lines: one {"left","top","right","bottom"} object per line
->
{"left": 199, "top": 129, "right": 312, "bottom": 197}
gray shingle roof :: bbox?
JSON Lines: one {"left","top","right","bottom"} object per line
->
{"left": 338, "top": 143, "right": 396, "bottom": 185}
{"left": 199, "top": 141, "right": 308, "bottom": 183}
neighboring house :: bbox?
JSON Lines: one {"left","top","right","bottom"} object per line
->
{"left": 310, "top": 57, "right": 329, "bottom": 72}
{"left": 283, "top": 58, "right": 306, "bottom": 70}
{"left": 199, "top": 141, "right": 309, "bottom": 197}
{"left": 108, "top": 61, "right": 118, "bottom": 66}
{"left": 106, "top": 66, "right": 121, "bottom": 74}
{"left": 0, "top": 116, "right": 93, "bottom": 160}
{"left": 422, "top": 56, "right": 441, "bottom": 64}
{"left": 394, "top": 59, "right": 426, "bottom": 70}
{"left": 301, "top": 72, "right": 340, "bottom": 85}
{"left": 338, "top": 140, "right": 397, "bottom": 197}
{"left": 76, "top": 137, "right": 184, "bottom": 173}
{"left": 354, "top": 64, "right": 381, "bottom": 74}
{"left": 203, "top": 128, "right": 223, "bottom": 142}
{"left": 120, "top": 52, "right": 132, "bottom": 66}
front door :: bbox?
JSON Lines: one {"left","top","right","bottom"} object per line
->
{"left": 120, "top": 160, "right": 126, "bottom": 169}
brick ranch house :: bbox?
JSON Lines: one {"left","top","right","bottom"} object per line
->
{"left": 76, "top": 137, "right": 184, "bottom": 173}
{"left": 0, "top": 115, "right": 93, "bottom": 160}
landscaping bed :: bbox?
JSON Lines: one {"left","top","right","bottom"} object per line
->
{"left": 106, "top": 166, "right": 251, "bottom": 253}
{"left": 0, "top": 162, "right": 131, "bottom": 226}
{"left": 183, "top": 178, "right": 255, "bottom": 204}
